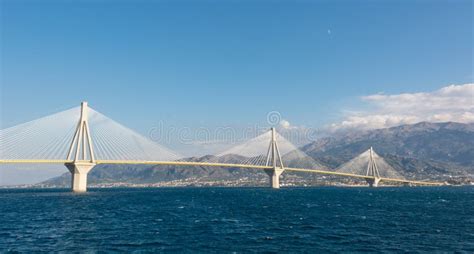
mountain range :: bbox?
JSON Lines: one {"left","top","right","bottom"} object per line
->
{"left": 301, "top": 122, "right": 473, "bottom": 180}
{"left": 41, "top": 122, "right": 474, "bottom": 187}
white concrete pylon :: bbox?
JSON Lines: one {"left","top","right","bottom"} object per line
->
{"left": 366, "top": 146, "right": 382, "bottom": 187}
{"left": 65, "top": 102, "right": 96, "bottom": 192}
{"left": 67, "top": 102, "right": 95, "bottom": 162}
{"left": 264, "top": 128, "right": 285, "bottom": 188}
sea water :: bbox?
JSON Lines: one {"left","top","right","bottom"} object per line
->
{"left": 0, "top": 187, "right": 473, "bottom": 252}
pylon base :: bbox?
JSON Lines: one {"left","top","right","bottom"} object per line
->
{"left": 264, "top": 168, "right": 285, "bottom": 189}
{"left": 65, "top": 162, "right": 96, "bottom": 192}
{"left": 366, "top": 177, "right": 381, "bottom": 187}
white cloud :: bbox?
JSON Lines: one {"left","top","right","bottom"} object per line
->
{"left": 330, "top": 83, "right": 474, "bottom": 131}
{"left": 279, "top": 119, "right": 292, "bottom": 129}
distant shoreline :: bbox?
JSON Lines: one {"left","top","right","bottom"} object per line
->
{"left": 2, "top": 183, "right": 470, "bottom": 190}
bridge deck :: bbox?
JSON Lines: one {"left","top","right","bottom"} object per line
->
{"left": 0, "top": 159, "right": 443, "bottom": 186}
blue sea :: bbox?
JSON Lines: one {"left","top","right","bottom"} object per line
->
{"left": 0, "top": 187, "right": 473, "bottom": 253}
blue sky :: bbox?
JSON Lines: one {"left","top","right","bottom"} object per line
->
{"left": 1, "top": 0, "right": 473, "bottom": 137}
{"left": 0, "top": 0, "right": 473, "bottom": 185}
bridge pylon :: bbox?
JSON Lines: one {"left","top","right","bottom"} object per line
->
{"left": 64, "top": 102, "right": 96, "bottom": 192}
{"left": 264, "top": 128, "right": 285, "bottom": 188}
{"left": 366, "top": 147, "right": 381, "bottom": 187}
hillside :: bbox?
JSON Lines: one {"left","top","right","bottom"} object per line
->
{"left": 302, "top": 122, "right": 474, "bottom": 180}
{"left": 41, "top": 122, "right": 474, "bottom": 187}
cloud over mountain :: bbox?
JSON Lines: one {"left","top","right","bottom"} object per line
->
{"left": 330, "top": 83, "right": 474, "bottom": 130}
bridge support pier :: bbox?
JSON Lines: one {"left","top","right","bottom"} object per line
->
{"left": 365, "top": 147, "right": 381, "bottom": 187}
{"left": 64, "top": 102, "right": 96, "bottom": 193}
{"left": 65, "top": 162, "right": 95, "bottom": 192}
{"left": 264, "top": 128, "right": 285, "bottom": 189}
{"left": 366, "top": 177, "right": 381, "bottom": 187}
{"left": 265, "top": 167, "right": 284, "bottom": 189}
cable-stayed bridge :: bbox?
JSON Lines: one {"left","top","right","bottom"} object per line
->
{"left": 0, "top": 102, "right": 442, "bottom": 192}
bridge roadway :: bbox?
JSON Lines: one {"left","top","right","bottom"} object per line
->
{"left": 0, "top": 159, "right": 443, "bottom": 186}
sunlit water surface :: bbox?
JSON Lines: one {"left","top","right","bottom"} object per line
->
{"left": 1, "top": 187, "right": 473, "bottom": 252}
